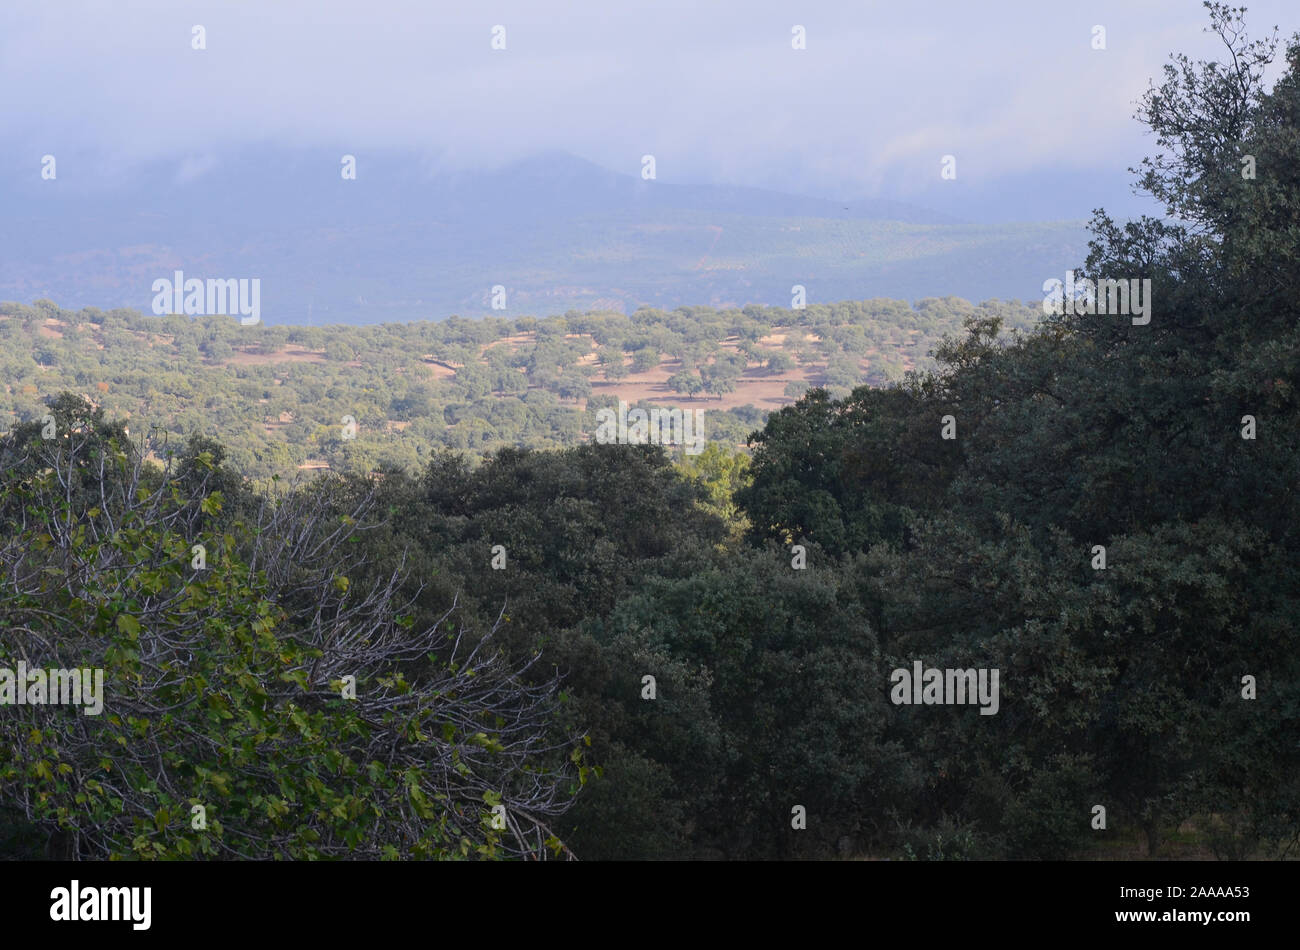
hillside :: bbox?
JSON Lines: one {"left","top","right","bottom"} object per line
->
{"left": 0, "top": 151, "right": 1087, "bottom": 323}
{"left": 0, "top": 295, "right": 1041, "bottom": 481}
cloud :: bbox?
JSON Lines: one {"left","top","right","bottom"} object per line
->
{"left": 3, "top": 0, "right": 1295, "bottom": 209}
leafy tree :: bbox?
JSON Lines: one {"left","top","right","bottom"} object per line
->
{"left": 765, "top": 351, "right": 794, "bottom": 375}
{"left": 0, "top": 409, "right": 583, "bottom": 859}
{"left": 666, "top": 370, "right": 704, "bottom": 399}
{"left": 736, "top": 4, "right": 1300, "bottom": 858}
{"left": 700, "top": 364, "right": 738, "bottom": 400}
{"left": 630, "top": 348, "right": 660, "bottom": 374}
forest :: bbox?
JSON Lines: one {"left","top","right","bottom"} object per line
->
{"left": 1, "top": 4, "right": 1297, "bottom": 861}
{"left": 0, "top": 294, "right": 1038, "bottom": 483}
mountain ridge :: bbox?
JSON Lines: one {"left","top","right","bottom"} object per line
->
{"left": 0, "top": 148, "right": 1086, "bottom": 323}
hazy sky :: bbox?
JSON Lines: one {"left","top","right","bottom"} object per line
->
{"left": 3, "top": 1, "right": 1296, "bottom": 219}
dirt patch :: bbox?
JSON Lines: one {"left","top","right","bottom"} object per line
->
{"left": 224, "top": 344, "right": 327, "bottom": 367}
{"left": 226, "top": 323, "right": 911, "bottom": 427}
{"left": 483, "top": 333, "right": 536, "bottom": 352}
{"left": 589, "top": 359, "right": 817, "bottom": 411}
{"left": 423, "top": 361, "right": 457, "bottom": 380}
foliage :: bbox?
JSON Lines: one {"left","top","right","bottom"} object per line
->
{"left": 0, "top": 408, "right": 582, "bottom": 859}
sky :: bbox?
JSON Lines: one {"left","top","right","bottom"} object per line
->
{"left": 2, "top": 0, "right": 1297, "bottom": 221}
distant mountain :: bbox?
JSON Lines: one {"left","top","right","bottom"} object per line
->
{"left": 0, "top": 149, "right": 1087, "bottom": 323}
